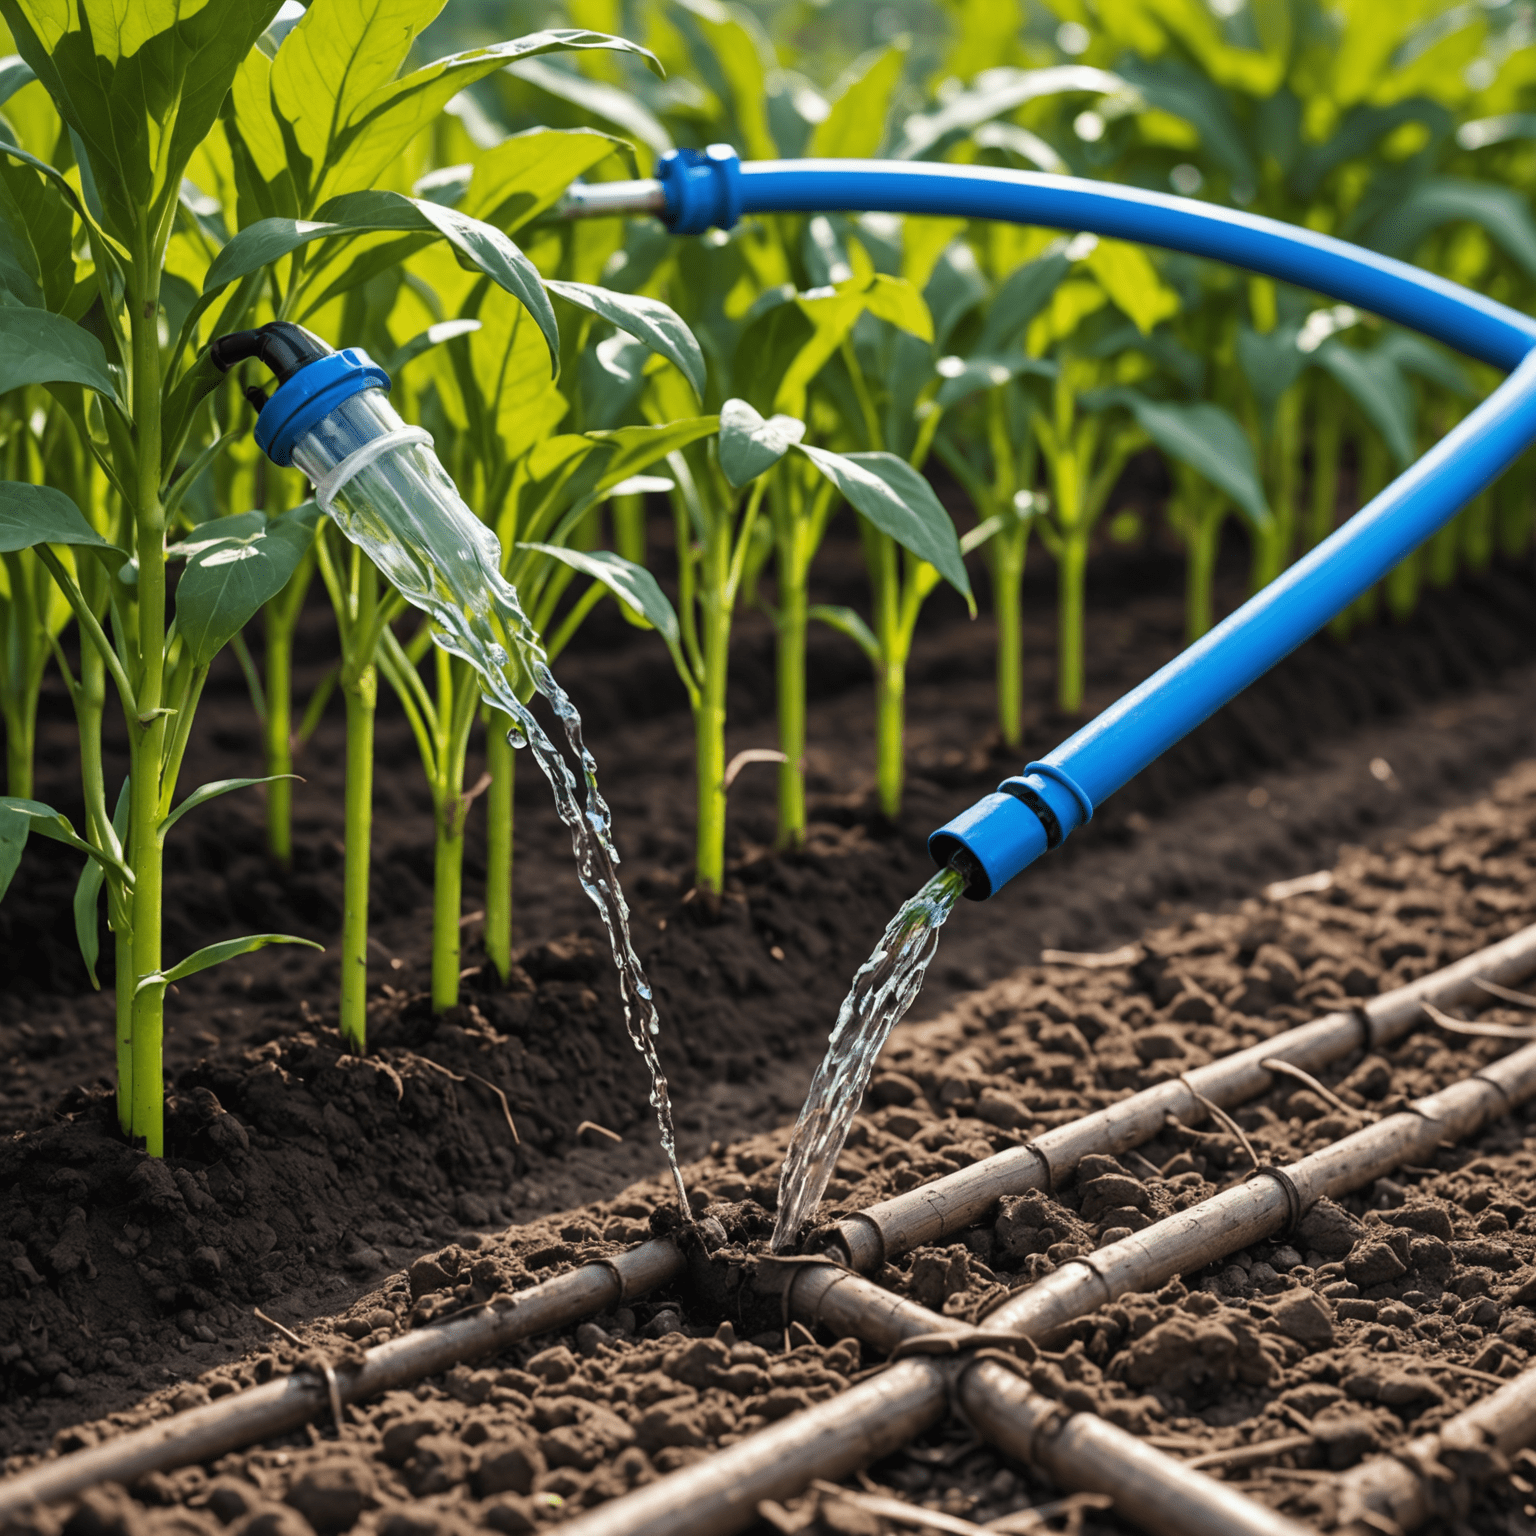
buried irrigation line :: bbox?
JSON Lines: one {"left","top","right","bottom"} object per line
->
{"left": 1334, "top": 1357, "right": 1536, "bottom": 1532}
{"left": 558, "top": 1033, "right": 1536, "bottom": 1536}
{"left": 825, "top": 921, "right": 1536, "bottom": 1271}
{"left": 2, "top": 926, "right": 1535, "bottom": 1517}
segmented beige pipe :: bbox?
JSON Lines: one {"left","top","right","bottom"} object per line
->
{"left": 0, "top": 1241, "right": 685, "bottom": 1517}
{"left": 983, "top": 1035, "right": 1536, "bottom": 1342}
{"left": 1334, "top": 1359, "right": 1536, "bottom": 1531}
{"left": 829, "top": 922, "right": 1536, "bottom": 1270}
{"left": 5, "top": 927, "right": 1534, "bottom": 1516}
{"left": 563, "top": 1265, "right": 1311, "bottom": 1536}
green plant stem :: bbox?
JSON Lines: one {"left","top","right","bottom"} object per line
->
{"left": 128, "top": 255, "right": 169, "bottom": 1157}
{"left": 775, "top": 547, "right": 807, "bottom": 848}
{"left": 261, "top": 548, "right": 314, "bottom": 865}
{"left": 1, "top": 551, "right": 42, "bottom": 798}
{"left": 1307, "top": 384, "right": 1342, "bottom": 550}
{"left": 991, "top": 527, "right": 1027, "bottom": 746}
{"left": 338, "top": 562, "right": 377, "bottom": 1055}
{"left": 861, "top": 522, "right": 904, "bottom": 817}
{"left": 613, "top": 491, "right": 646, "bottom": 565}
{"left": 1184, "top": 498, "right": 1223, "bottom": 643}
{"left": 1498, "top": 454, "right": 1535, "bottom": 558}
{"left": 484, "top": 712, "right": 514, "bottom": 982}
{"left": 1056, "top": 532, "right": 1088, "bottom": 714}
{"left": 432, "top": 805, "right": 466, "bottom": 1011}
{"left": 695, "top": 506, "right": 732, "bottom": 900}
{"left": 1462, "top": 490, "right": 1495, "bottom": 573}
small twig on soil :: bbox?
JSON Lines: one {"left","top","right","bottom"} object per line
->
{"left": 1261, "top": 1058, "right": 1375, "bottom": 1121}
{"left": 464, "top": 1071, "right": 519, "bottom": 1144}
{"left": 254, "top": 1309, "right": 345, "bottom": 1438}
{"left": 1277, "top": 1404, "right": 1315, "bottom": 1436}
{"left": 1182, "top": 1433, "right": 1313, "bottom": 1471}
{"left": 985, "top": 1494, "right": 1113, "bottom": 1533}
{"left": 1126, "top": 1150, "right": 1163, "bottom": 1180}
{"left": 810, "top": 1481, "right": 985, "bottom": 1535}
{"left": 1263, "top": 869, "right": 1333, "bottom": 901}
{"left": 1422, "top": 1000, "right": 1536, "bottom": 1040}
{"left": 1172, "top": 1078, "right": 1261, "bottom": 1172}
{"left": 724, "top": 748, "right": 789, "bottom": 790}
{"left": 1038, "top": 943, "right": 1143, "bottom": 970}
{"left": 1475, "top": 976, "right": 1536, "bottom": 1008}
{"left": 577, "top": 1120, "right": 623, "bottom": 1144}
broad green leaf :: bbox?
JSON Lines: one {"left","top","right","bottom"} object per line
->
{"left": 1236, "top": 323, "right": 1308, "bottom": 428}
{"left": 0, "top": 145, "right": 74, "bottom": 309}
{"left": 808, "top": 603, "right": 880, "bottom": 665}
{"left": 174, "top": 504, "right": 322, "bottom": 666}
{"left": 798, "top": 445, "right": 973, "bottom": 603}
{"left": 162, "top": 774, "right": 300, "bottom": 837}
{"left": 0, "top": 481, "right": 119, "bottom": 554}
{"left": 976, "top": 254, "right": 1073, "bottom": 354}
{"left": 74, "top": 776, "right": 129, "bottom": 988}
{"left": 504, "top": 58, "right": 673, "bottom": 161}
{"left": 0, "top": 0, "right": 284, "bottom": 240}
{"left": 0, "top": 307, "right": 119, "bottom": 402}
{"left": 809, "top": 44, "right": 905, "bottom": 160}
{"left": 0, "top": 796, "right": 132, "bottom": 902}
{"left": 731, "top": 294, "right": 815, "bottom": 415}
{"left": 461, "top": 126, "right": 626, "bottom": 232}
{"left": 1370, "top": 177, "right": 1536, "bottom": 282}
{"left": 204, "top": 190, "right": 560, "bottom": 369}
{"left": 934, "top": 352, "right": 1054, "bottom": 409}
{"left": 519, "top": 543, "right": 679, "bottom": 644}
{"left": 1106, "top": 393, "right": 1271, "bottom": 530}
{"left": 140, "top": 931, "right": 323, "bottom": 992}
{"left": 316, "top": 30, "right": 662, "bottom": 203}
{"left": 1084, "top": 240, "right": 1180, "bottom": 336}
{"left": 461, "top": 285, "right": 567, "bottom": 464}
{"left": 1376, "top": 331, "right": 1474, "bottom": 399}
{"left": 860, "top": 274, "right": 934, "bottom": 343}
{"left": 679, "top": 2, "right": 777, "bottom": 162}
{"left": 586, "top": 417, "right": 720, "bottom": 495}
{"left": 718, "top": 398, "right": 805, "bottom": 488}
{"left": 1316, "top": 343, "right": 1415, "bottom": 470}
{"left": 547, "top": 279, "right": 706, "bottom": 401}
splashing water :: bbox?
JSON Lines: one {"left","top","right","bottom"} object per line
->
{"left": 308, "top": 420, "right": 691, "bottom": 1215}
{"left": 771, "top": 864, "right": 967, "bottom": 1251}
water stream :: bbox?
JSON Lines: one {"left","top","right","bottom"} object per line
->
{"left": 310, "top": 427, "right": 692, "bottom": 1215}
{"left": 770, "top": 863, "right": 966, "bottom": 1251}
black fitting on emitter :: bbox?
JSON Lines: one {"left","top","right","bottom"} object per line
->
{"left": 209, "top": 321, "right": 335, "bottom": 383}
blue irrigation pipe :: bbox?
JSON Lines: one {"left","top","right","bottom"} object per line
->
{"left": 626, "top": 147, "right": 1536, "bottom": 897}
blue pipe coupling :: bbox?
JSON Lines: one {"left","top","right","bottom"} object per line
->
{"left": 929, "top": 764, "right": 1095, "bottom": 900}
{"left": 657, "top": 145, "right": 743, "bottom": 235}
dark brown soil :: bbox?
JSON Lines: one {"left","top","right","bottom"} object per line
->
{"left": 10, "top": 761, "right": 1536, "bottom": 1535}
{"left": 4, "top": 519, "right": 1536, "bottom": 1518}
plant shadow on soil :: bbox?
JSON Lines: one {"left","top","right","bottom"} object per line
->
{"left": 3, "top": 515, "right": 1536, "bottom": 1463}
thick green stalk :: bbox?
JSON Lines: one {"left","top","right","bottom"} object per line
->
{"left": 431, "top": 798, "right": 467, "bottom": 1012}
{"left": 483, "top": 711, "right": 515, "bottom": 982}
{"left": 1268, "top": 385, "right": 1302, "bottom": 579}
{"left": 338, "top": 562, "right": 378, "bottom": 1054}
{"left": 1056, "top": 532, "right": 1088, "bottom": 714}
{"left": 695, "top": 516, "right": 732, "bottom": 899}
{"left": 991, "top": 528, "right": 1027, "bottom": 747}
{"left": 263, "top": 611, "right": 294, "bottom": 862}
{"left": 860, "top": 522, "right": 904, "bottom": 816}
{"left": 1306, "top": 385, "right": 1342, "bottom": 550}
{"left": 1184, "top": 502, "right": 1222, "bottom": 643}
{"left": 774, "top": 548, "right": 807, "bottom": 849}
{"left": 128, "top": 256, "right": 169, "bottom": 1156}
{"left": 613, "top": 491, "right": 646, "bottom": 565}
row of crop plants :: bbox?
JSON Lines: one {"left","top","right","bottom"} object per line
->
{"left": 0, "top": 0, "right": 1533, "bottom": 1154}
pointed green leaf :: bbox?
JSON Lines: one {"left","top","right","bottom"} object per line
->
{"left": 204, "top": 191, "right": 560, "bottom": 369}
{"left": 718, "top": 398, "right": 805, "bottom": 488}
{"left": 0, "top": 308, "right": 119, "bottom": 402}
{"left": 860, "top": 274, "right": 934, "bottom": 342}
{"left": 73, "top": 776, "right": 129, "bottom": 989}
{"left": 808, "top": 603, "right": 881, "bottom": 666}
{"left": 0, "top": 481, "right": 119, "bottom": 554}
{"left": 518, "top": 544, "right": 678, "bottom": 645}
{"left": 1106, "top": 394, "right": 1272, "bottom": 531}
{"left": 1370, "top": 176, "right": 1536, "bottom": 282}
{"left": 895, "top": 65, "right": 1126, "bottom": 159}
{"left": 1316, "top": 343, "right": 1415, "bottom": 470}
{"left": 0, "top": 54, "right": 36, "bottom": 106}
{"left": 140, "top": 931, "right": 323, "bottom": 992}
{"left": 798, "top": 446, "right": 972, "bottom": 603}
{"left": 162, "top": 775, "right": 301, "bottom": 838}
{"left": 0, "top": 796, "right": 132, "bottom": 900}
{"left": 585, "top": 417, "right": 721, "bottom": 495}
{"left": 976, "top": 253, "right": 1072, "bottom": 355}
{"left": 545, "top": 279, "right": 706, "bottom": 400}
{"left": 462, "top": 126, "right": 628, "bottom": 232}
{"left": 385, "top": 318, "right": 482, "bottom": 375}
{"left": 174, "top": 504, "right": 323, "bottom": 666}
